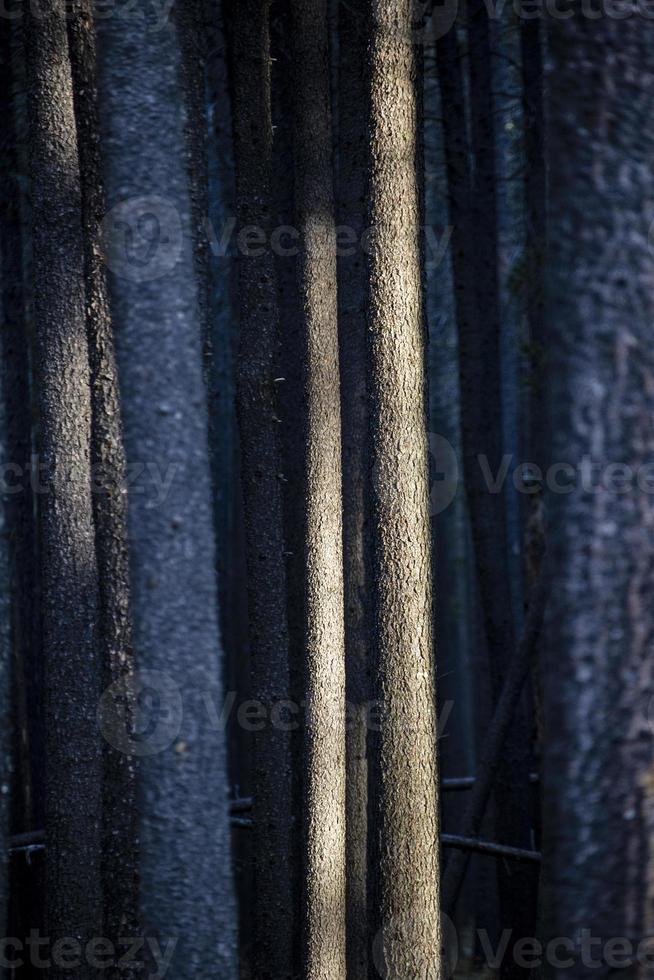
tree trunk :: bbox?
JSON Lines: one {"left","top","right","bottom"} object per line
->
{"left": 337, "top": 2, "right": 371, "bottom": 978}
{"left": 228, "top": 1, "right": 294, "bottom": 977}
{"left": 465, "top": 5, "right": 536, "bottom": 967}
{"left": 0, "top": 327, "right": 12, "bottom": 952}
{"left": 94, "top": 4, "right": 237, "bottom": 976}
{"left": 541, "top": 10, "right": 654, "bottom": 970}
{"left": 291, "top": 1, "right": 346, "bottom": 976}
{"left": 26, "top": 2, "right": 102, "bottom": 970}
{"left": 66, "top": 3, "right": 140, "bottom": 965}
{"left": 366, "top": 3, "right": 441, "bottom": 976}
{"left": 0, "top": 16, "right": 39, "bottom": 838}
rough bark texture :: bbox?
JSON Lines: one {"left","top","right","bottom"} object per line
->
{"left": 228, "top": 1, "right": 294, "bottom": 977}
{"left": 337, "top": 1, "right": 371, "bottom": 977}
{"left": 542, "top": 11, "right": 654, "bottom": 974}
{"left": 291, "top": 1, "right": 346, "bottom": 976}
{"left": 26, "top": 2, "right": 102, "bottom": 971}
{"left": 94, "top": 4, "right": 237, "bottom": 975}
{"left": 366, "top": 2, "right": 441, "bottom": 976}
{"left": 66, "top": 3, "right": 140, "bottom": 964}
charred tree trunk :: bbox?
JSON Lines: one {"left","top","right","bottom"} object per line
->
{"left": 541, "top": 10, "right": 654, "bottom": 971}
{"left": 366, "top": 2, "right": 441, "bottom": 976}
{"left": 464, "top": 3, "right": 537, "bottom": 966}
{"left": 94, "top": 4, "right": 237, "bottom": 975}
{"left": 66, "top": 3, "right": 139, "bottom": 963}
{"left": 337, "top": 1, "right": 371, "bottom": 978}
{"left": 291, "top": 0, "right": 346, "bottom": 976}
{"left": 26, "top": 2, "right": 102, "bottom": 970}
{"left": 228, "top": 1, "right": 294, "bottom": 977}
{"left": 0, "top": 17, "right": 38, "bottom": 838}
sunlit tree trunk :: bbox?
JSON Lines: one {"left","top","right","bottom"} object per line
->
{"left": 337, "top": 1, "right": 371, "bottom": 977}
{"left": 94, "top": 4, "right": 237, "bottom": 975}
{"left": 291, "top": 1, "right": 346, "bottom": 976}
{"left": 66, "top": 4, "right": 139, "bottom": 966}
{"left": 366, "top": 2, "right": 441, "bottom": 976}
{"left": 26, "top": 3, "right": 102, "bottom": 971}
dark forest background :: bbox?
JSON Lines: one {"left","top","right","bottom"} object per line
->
{"left": 0, "top": 0, "right": 651, "bottom": 978}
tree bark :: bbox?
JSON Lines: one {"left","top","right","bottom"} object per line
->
{"left": 337, "top": 1, "right": 371, "bottom": 977}
{"left": 366, "top": 3, "right": 441, "bottom": 976}
{"left": 541, "top": 9, "right": 654, "bottom": 971}
{"left": 94, "top": 4, "right": 237, "bottom": 975}
{"left": 228, "top": 1, "right": 294, "bottom": 977}
{"left": 26, "top": 2, "right": 102, "bottom": 970}
{"left": 66, "top": 3, "right": 140, "bottom": 964}
{"left": 291, "top": 1, "right": 346, "bottom": 976}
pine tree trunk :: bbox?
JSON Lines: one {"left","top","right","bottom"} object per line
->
{"left": 228, "top": 1, "right": 294, "bottom": 977}
{"left": 337, "top": 1, "right": 371, "bottom": 977}
{"left": 542, "top": 10, "right": 654, "bottom": 967}
{"left": 26, "top": 3, "right": 102, "bottom": 970}
{"left": 291, "top": 1, "right": 346, "bottom": 976}
{"left": 66, "top": 3, "right": 139, "bottom": 965}
{"left": 94, "top": 4, "right": 237, "bottom": 975}
{"left": 0, "top": 17, "right": 39, "bottom": 837}
{"left": 366, "top": 3, "right": 441, "bottom": 976}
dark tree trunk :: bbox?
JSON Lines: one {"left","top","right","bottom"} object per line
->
{"left": 66, "top": 3, "right": 139, "bottom": 964}
{"left": 26, "top": 2, "right": 102, "bottom": 971}
{"left": 465, "top": 4, "right": 537, "bottom": 966}
{"left": 228, "top": 1, "right": 294, "bottom": 977}
{"left": 520, "top": 17, "right": 546, "bottom": 479}
{"left": 541, "top": 9, "right": 654, "bottom": 971}
{"left": 175, "top": 0, "right": 210, "bottom": 353}
{"left": 94, "top": 4, "right": 237, "bottom": 975}
{"left": 291, "top": 0, "right": 346, "bottom": 975}
{"left": 337, "top": 1, "right": 371, "bottom": 978}
{"left": 366, "top": 2, "right": 441, "bottom": 976}
{"left": 0, "top": 17, "right": 39, "bottom": 838}
{"left": 270, "top": 5, "right": 305, "bottom": 973}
